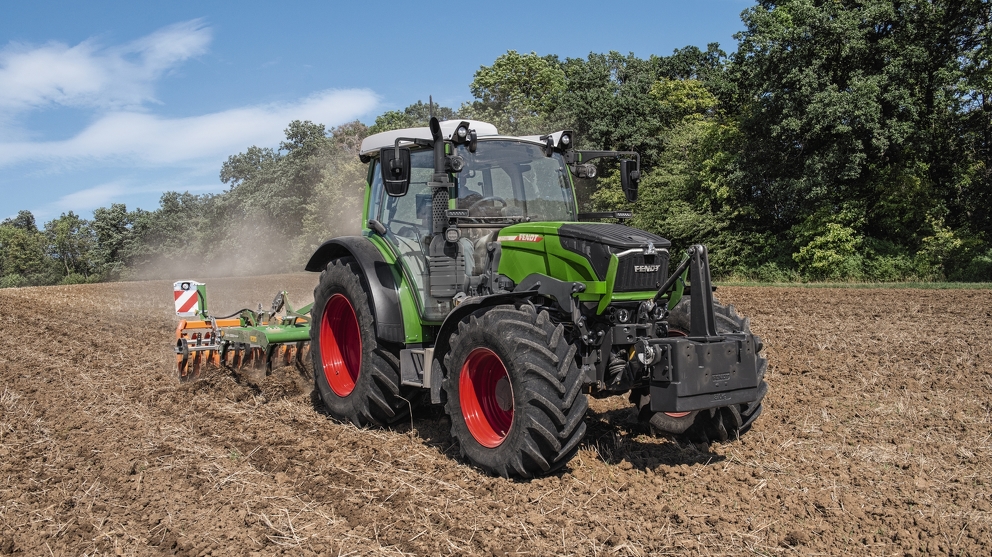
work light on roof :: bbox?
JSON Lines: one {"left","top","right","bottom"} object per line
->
{"left": 451, "top": 121, "right": 472, "bottom": 145}
{"left": 449, "top": 121, "right": 478, "bottom": 153}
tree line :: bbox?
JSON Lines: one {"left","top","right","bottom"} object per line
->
{"left": 2, "top": 0, "right": 989, "bottom": 286}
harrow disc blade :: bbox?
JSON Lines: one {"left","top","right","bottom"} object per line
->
{"left": 176, "top": 338, "right": 192, "bottom": 383}
{"left": 271, "top": 344, "right": 293, "bottom": 369}
{"left": 243, "top": 344, "right": 256, "bottom": 369}
{"left": 176, "top": 353, "right": 189, "bottom": 382}
{"left": 294, "top": 341, "right": 312, "bottom": 380}
{"left": 206, "top": 349, "right": 221, "bottom": 368}
{"left": 230, "top": 344, "right": 245, "bottom": 370}
{"left": 189, "top": 351, "right": 203, "bottom": 382}
{"left": 250, "top": 348, "right": 267, "bottom": 372}
{"left": 296, "top": 341, "right": 311, "bottom": 367}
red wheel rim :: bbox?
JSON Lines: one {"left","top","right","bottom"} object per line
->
{"left": 460, "top": 347, "right": 513, "bottom": 448}
{"left": 320, "top": 294, "right": 362, "bottom": 397}
{"left": 665, "top": 329, "right": 690, "bottom": 418}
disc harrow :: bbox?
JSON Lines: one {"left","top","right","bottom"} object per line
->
{"left": 173, "top": 280, "right": 312, "bottom": 382}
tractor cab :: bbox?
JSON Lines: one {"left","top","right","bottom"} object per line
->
{"left": 360, "top": 121, "right": 581, "bottom": 320}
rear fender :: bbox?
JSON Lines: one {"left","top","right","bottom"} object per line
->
{"left": 306, "top": 236, "right": 405, "bottom": 345}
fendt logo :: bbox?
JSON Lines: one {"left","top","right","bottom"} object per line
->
{"left": 634, "top": 265, "right": 661, "bottom": 273}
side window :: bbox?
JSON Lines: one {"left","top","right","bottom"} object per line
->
{"left": 521, "top": 157, "right": 573, "bottom": 221}
{"left": 378, "top": 149, "right": 450, "bottom": 321}
{"left": 382, "top": 150, "right": 434, "bottom": 238}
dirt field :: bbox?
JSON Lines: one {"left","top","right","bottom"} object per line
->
{"left": 0, "top": 274, "right": 989, "bottom": 556}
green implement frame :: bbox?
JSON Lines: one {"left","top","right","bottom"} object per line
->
{"left": 174, "top": 285, "right": 312, "bottom": 382}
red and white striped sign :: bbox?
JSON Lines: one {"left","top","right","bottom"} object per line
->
{"left": 173, "top": 280, "right": 203, "bottom": 317}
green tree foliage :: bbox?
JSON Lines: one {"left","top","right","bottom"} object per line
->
{"left": 4, "top": 210, "right": 38, "bottom": 232}
{"left": 464, "top": 46, "right": 732, "bottom": 168}
{"left": 91, "top": 203, "right": 135, "bottom": 278}
{"left": 0, "top": 211, "right": 52, "bottom": 287}
{"left": 552, "top": 51, "right": 700, "bottom": 167}
{"left": 730, "top": 0, "right": 991, "bottom": 279}
{"left": 460, "top": 51, "right": 566, "bottom": 135}
{"left": 43, "top": 212, "right": 95, "bottom": 283}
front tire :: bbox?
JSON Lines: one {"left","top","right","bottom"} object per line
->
{"left": 443, "top": 303, "right": 588, "bottom": 478}
{"left": 310, "top": 257, "right": 411, "bottom": 427}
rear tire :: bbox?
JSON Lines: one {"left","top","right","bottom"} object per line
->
{"left": 311, "top": 257, "right": 411, "bottom": 427}
{"left": 443, "top": 303, "right": 588, "bottom": 478}
{"left": 640, "top": 297, "right": 768, "bottom": 442}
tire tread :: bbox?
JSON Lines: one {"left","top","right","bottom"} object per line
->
{"left": 443, "top": 303, "right": 587, "bottom": 478}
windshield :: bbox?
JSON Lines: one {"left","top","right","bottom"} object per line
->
{"left": 453, "top": 140, "right": 575, "bottom": 222}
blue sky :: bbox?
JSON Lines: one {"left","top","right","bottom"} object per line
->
{"left": 0, "top": 0, "right": 753, "bottom": 222}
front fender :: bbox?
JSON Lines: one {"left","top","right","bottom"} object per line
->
{"left": 431, "top": 290, "right": 538, "bottom": 377}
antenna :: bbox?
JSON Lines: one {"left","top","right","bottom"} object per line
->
{"left": 429, "top": 95, "right": 435, "bottom": 120}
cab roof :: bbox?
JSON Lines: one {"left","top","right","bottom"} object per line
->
{"left": 359, "top": 120, "right": 499, "bottom": 156}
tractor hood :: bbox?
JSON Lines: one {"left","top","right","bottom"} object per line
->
{"left": 557, "top": 223, "right": 671, "bottom": 251}
{"left": 556, "top": 223, "right": 671, "bottom": 286}
{"left": 496, "top": 222, "right": 672, "bottom": 295}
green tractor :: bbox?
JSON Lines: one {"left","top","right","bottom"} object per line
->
{"left": 305, "top": 118, "right": 767, "bottom": 478}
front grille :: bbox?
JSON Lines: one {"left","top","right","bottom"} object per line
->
{"left": 614, "top": 251, "right": 669, "bottom": 292}
{"left": 558, "top": 223, "right": 672, "bottom": 282}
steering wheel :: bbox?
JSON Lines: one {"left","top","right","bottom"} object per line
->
{"left": 389, "top": 219, "right": 425, "bottom": 238}
{"left": 468, "top": 196, "right": 507, "bottom": 215}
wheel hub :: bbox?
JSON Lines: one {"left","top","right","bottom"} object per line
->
{"left": 319, "top": 294, "right": 362, "bottom": 397}
{"left": 495, "top": 376, "right": 512, "bottom": 412}
{"left": 459, "top": 347, "right": 513, "bottom": 448}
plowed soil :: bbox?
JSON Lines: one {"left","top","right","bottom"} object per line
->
{"left": 1, "top": 275, "right": 990, "bottom": 556}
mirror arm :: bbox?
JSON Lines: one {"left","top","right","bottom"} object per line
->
{"left": 392, "top": 137, "right": 432, "bottom": 160}
{"left": 569, "top": 150, "right": 640, "bottom": 173}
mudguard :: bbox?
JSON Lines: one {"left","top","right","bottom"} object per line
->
{"left": 305, "top": 236, "right": 405, "bottom": 344}
{"left": 431, "top": 289, "right": 538, "bottom": 376}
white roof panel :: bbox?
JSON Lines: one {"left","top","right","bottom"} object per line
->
{"left": 359, "top": 120, "right": 500, "bottom": 156}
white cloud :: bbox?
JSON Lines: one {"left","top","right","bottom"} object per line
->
{"left": 0, "top": 19, "right": 211, "bottom": 112}
{"left": 49, "top": 181, "right": 129, "bottom": 214}
{"left": 0, "top": 89, "right": 380, "bottom": 168}
{"left": 35, "top": 178, "right": 217, "bottom": 220}
{"left": 0, "top": 20, "right": 381, "bottom": 221}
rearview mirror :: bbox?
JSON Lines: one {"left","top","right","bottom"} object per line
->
{"left": 620, "top": 159, "right": 640, "bottom": 203}
{"left": 380, "top": 146, "right": 411, "bottom": 197}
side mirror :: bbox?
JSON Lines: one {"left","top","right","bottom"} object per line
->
{"left": 620, "top": 159, "right": 640, "bottom": 203}
{"left": 380, "top": 146, "right": 411, "bottom": 197}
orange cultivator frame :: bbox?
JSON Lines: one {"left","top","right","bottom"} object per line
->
{"left": 174, "top": 317, "right": 240, "bottom": 381}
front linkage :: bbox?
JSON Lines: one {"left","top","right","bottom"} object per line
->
{"left": 633, "top": 244, "right": 763, "bottom": 414}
